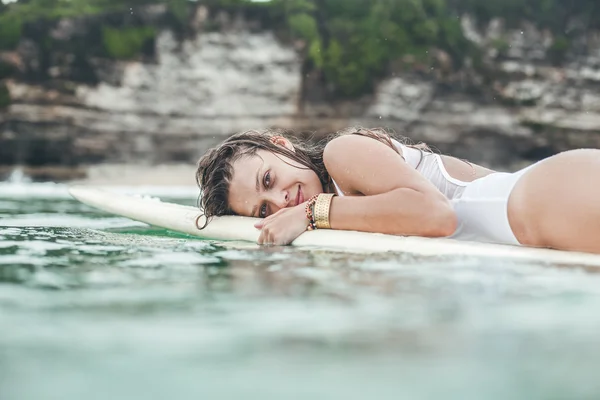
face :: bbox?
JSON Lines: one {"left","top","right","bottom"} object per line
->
{"left": 228, "top": 148, "right": 324, "bottom": 218}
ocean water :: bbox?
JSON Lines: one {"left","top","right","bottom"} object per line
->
{"left": 1, "top": 181, "right": 600, "bottom": 400}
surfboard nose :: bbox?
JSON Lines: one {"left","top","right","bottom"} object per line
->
{"left": 68, "top": 184, "right": 90, "bottom": 198}
{"left": 68, "top": 185, "right": 104, "bottom": 206}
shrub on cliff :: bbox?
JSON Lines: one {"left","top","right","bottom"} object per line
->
{"left": 548, "top": 36, "right": 570, "bottom": 65}
{"left": 102, "top": 26, "right": 156, "bottom": 59}
{"left": 0, "top": 16, "right": 22, "bottom": 50}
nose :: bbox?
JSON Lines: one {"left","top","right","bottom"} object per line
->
{"left": 267, "top": 190, "right": 290, "bottom": 212}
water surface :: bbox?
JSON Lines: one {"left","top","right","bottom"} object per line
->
{"left": 1, "top": 182, "right": 600, "bottom": 400}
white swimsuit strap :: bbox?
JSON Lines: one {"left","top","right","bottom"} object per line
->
{"left": 331, "top": 179, "right": 344, "bottom": 196}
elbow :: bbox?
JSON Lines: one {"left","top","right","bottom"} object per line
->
{"left": 385, "top": 189, "right": 458, "bottom": 237}
{"left": 426, "top": 199, "right": 457, "bottom": 237}
{"left": 439, "top": 206, "right": 458, "bottom": 237}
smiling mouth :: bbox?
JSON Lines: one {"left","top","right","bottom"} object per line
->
{"left": 295, "top": 185, "right": 302, "bottom": 206}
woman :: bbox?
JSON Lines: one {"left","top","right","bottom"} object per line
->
{"left": 196, "top": 127, "right": 600, "bottom": 254}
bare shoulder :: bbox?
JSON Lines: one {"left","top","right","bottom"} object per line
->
{"left": 323, "top": 134, "right": 398, "bottom": 170}
{"left": 323, "top": 134, "right": 362, "bottom": 163}
{"left": 323, "top": 134, "right": 427, "bottom": 196}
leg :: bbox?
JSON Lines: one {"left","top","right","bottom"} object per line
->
{"left": 509, "top": 149, "right": 600, "bottom": 254}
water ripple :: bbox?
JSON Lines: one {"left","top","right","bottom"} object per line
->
{"left": 2, "top": 185, "right": 600, "bottom": 399}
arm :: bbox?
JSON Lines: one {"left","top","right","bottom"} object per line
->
{"left": 323, "top": 135, "right": 457, "bottom": 237}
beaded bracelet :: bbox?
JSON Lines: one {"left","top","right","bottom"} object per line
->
{"left": 305, "top": 194, "right": 319, "bottom": 231}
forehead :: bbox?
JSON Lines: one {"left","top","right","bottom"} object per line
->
{"left": 231, "top": 152, "right": 263, "bottom": 188}
{"left": 230, "top": 149, "right": 281, "bottom": 182}
{"left": 228, "top": 151, "right": 266, "bottom": 216}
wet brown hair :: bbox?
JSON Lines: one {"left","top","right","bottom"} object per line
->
{"left": 195, "top": 127, "right": 423, "bottom": 228}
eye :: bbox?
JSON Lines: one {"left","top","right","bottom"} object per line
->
{"left": 259, "top": 203, "right": 268, "bottom": 218}
{"left": 259, "top": 171, "right": 271, "bottom": 218}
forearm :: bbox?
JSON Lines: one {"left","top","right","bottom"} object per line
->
{"left": 328, "top": 188, "right": 457, "bottom": 237}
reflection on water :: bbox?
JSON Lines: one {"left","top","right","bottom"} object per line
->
{"left": 1, "top": 183, "right": 600, "bottom": 400}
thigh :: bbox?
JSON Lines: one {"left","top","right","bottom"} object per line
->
{"left": 509, "top": 149, "right": 600, "bottom": 252}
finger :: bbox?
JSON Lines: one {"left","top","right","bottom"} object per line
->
{"left": 259, "top": 227, "right": 273, "bottom": 246}
{"left": 268, "top": 230, "right": 275, "bottom": 246}
{"left": 257, "top": 218, "right": 272, "bottom": 231}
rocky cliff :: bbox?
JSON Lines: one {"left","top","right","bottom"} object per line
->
{"left": 1, "top": 4, "right": 599, "bottom": 180}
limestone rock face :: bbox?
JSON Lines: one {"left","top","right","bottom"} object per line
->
{"left": 76, "top": 30, "right": 301, "bottom": 118}
{"left": 1, "top": 8, "right": 600, "bottom": 178}
{"left": 1, "top": 21, "right": 302, "bottom": 168}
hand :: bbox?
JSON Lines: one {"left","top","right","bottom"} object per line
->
{"left": 254, "top": 203, "right": 309, "bottom": 245}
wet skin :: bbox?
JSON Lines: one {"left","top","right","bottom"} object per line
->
{"left": 228, "top": 149, "right": 324, "bottom": 218}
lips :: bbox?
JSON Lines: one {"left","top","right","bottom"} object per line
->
{"left": 295, "top": 185, "right": 303, "bottom": 206}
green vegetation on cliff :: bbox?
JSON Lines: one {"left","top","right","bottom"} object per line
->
{"left": 102, "top": 26, "right": 156, "bottom": 59}
{"left": 454, "top": 0, "right": 599, "bottom": 30}
{"left": 205, "top": 0, "right": 599, "bottom": 95}
{"left": 0, "top": 17, "right": 22, "bottom": 50}
{"left": 1, "top": 0, "right": 598, "bottom": 97}
{"left": 0, "top": 0, "right": 185, "bottom": 53}
{"left": 272, "top": 0, "right": 470, "bottom": 96}
{"left": 0, "top": 0, "right": 153, "bottom": 22}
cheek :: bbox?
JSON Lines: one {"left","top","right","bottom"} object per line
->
{"left": 305, "top": 171, "right": 322, "bottom": 191}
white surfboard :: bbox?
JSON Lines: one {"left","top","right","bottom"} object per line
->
{"left": 68, "top": 185, "right": 600, "bottom": 268}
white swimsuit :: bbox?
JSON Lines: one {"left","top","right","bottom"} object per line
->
{"left": 332, "top": 140, "right": 534, "bottom": 246}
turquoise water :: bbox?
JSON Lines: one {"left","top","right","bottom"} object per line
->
{"left": 2, "top": 182, "right": 600, "bottom": 400}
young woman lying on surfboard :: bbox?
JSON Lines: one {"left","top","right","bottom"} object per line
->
{"left": 195, "top": 127, "right": 600, "bottom": 254}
